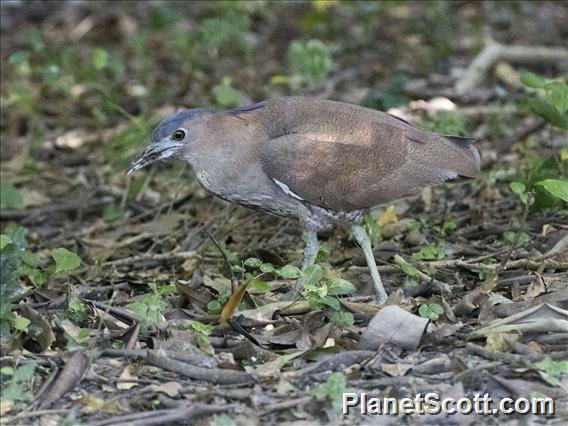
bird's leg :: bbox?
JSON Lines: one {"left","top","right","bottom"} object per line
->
{"left": 351, "top": 224, "right": 388, "bottom": 304}
{"left": 291, "top": 230, "right": 319, "bottom": 296}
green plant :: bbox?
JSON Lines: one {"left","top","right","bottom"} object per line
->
{"left": 418, "top": 303, "right": 444, "bottom": 321}
{"left": 534, "top": 356, "right": 568, "bottom": 386}
{"left": 0, "top": 362, "right": 37, "bottom": 403}
{"left": 212, "top": 77, "right": 244, "bottom": 107}
{"left": 288, "top": 39, "right": 333, "bottom": 85}
{"left": 422, "top": 110, "right": 469, "bottom": 136}
{"left": 187, "top": 320, "right": 214, "bottom": 348}
{"left": 363, "top": 214, "right": 382, "bottom": 245}
{"left": 503, "top": 231, "right": 530, "bottom": 246}
{"left": 127, "top": 282, "right": 176, "bottom": 330}
{"left": 67, "top": 298, "right": 88, "bottom": 324}
{"left": 363, "top": 73, "right": 409, "bottom": 112}
{"left": 520, "top": 72, "right": 568, "bottom": 130}
{"left": 0, "top": 183, "right": 24, "bottom": 210}
{"left": 412, "top": 242, "right": 445, "bottom": 261}
{"left": 310, "top": 372, "right": 347, "bottom": 410}
{"left": 301, "top": 265, "right": 355, "bottom": 327}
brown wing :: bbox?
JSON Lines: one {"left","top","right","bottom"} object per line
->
{"left": 260, "top": 121, "right": 480, "bottom": 211}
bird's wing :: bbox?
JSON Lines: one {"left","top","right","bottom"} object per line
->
{"left": 260, "top": 125, "right": 479, "bottom": 211}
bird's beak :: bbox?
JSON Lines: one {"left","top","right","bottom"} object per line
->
{"left": 126, "top": 138, "right": 183, "bottom": 175}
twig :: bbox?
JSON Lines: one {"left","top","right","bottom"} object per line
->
{"left": 455, "top": 42, "right": 568, "bottom": 94}
{"left": 260, "top": 396, "right": 312, "bottom": 416}
{"left": 105, "top": 250, "right": 198, "bottom": 267}
{"left": 288, "top": 351, "right": 376, "bottom": 377}
{"left": 90, "top": 404, "right": 235, "bottom": 426}
{"left": 0, "top": 409, "right": 71, "bottom": 424}
{"left": 205, "top": 229, "right": 236, "bottom": 291}
{"left": 146, "top": 350, "right": 255, "bottom": 385}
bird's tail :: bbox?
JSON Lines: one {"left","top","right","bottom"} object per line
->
{"left": 443, "top": 136, "right": 481, "bottom": 178}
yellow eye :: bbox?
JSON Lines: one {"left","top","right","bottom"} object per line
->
{"left": 172, "top": 130, "right": 186, "bottom": 141}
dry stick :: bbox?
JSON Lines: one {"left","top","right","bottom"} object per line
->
{"left": 465, "top": 342, "right": 536, "bottom": 365}
{"left": 455, "top": 43, "right": 568, "bottom": 95}
{"left": 260, "top": 396, "right": 312, "bottom": 416}
{"left": 105, "top": 250, "right": 198, "bottom": 267}
{"left": 91, "top": 404, "right": 235, "bottom": 426}
{"left": 145, "top": 350, "right": 255, "bottom": 385}
{"left": 393, "top": 255, "right": 450, "bottom": 293}
{"left": 289, "top": 350, "right": 376, "bottom": 377}
{"left": 205, "top": 229, "right": 236, "bottom": 291}
{"left": 481, "top": 192, "right": 535, "bottom": 292}
{"left": 100, "top": 348, "right": 217, "bottom": 368}
{"left": 0, "top": 409, "right": 71, "bottom": 424}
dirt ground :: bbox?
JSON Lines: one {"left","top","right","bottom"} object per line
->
{"left": 1, "top": 1, "right": 567, "bottom": 425}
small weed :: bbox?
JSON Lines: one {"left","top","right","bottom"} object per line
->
{"left": 127, "top": 282, "right": 176, "bottom": 331}
{"left": 418, "top": 303, "right": 444, "bottom": 321}
{"left": 310, "top": 372, "right": 347, "bottom": 410}
{"left": 534, "top": 357, "right": 568, "bottom": 386}
{"left": 412, "top": 242, "right": 445, "bottom": 261}
{"left": 0, "top": 361, "right": 37, "bottom": 403}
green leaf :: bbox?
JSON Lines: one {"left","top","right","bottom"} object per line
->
{"left": 214, "top": 415, "right": 237, "bottom": 426}
{"left": 418, "top": 303, "right": 444, "bottom": 320}
{"left": 102, "top": 203, "right": 123, "bottom": 223}
{"left": 288, "top": 39, "right": 333, "bottom": 84}
{"left": 259, "top": 262, "right": 275, "bottom": 273}
{"left": 545, "top": 81, "right": 568, "bottom": 115}
{"left": 520, "top": 71, "right": 546, "bottom": 89}
{"left": 504, "top": 231, "right": 531, "bottom": 246}
{"left": 92, "top": 48, "right": 110, "bottom": 70}
{"left": 412, "top": 243, "right": 445, "bottom": 261}
{"left": 212, "top": 77, "right": 243, "bottom": 107}
{"left": 278, "top": 264, "right": 301, "bottom": 279}
{"left": 536, "top": 179, "right": 568, "bottom": 203}
{"left": 51, "top": 248, "right": 81, "bottom": 273}
{"left": 248, "top": 277, "right": 269, "bottom": 293}
{"left": 400, "top": 262, "right": 420, "bottom": 279}
{"left": 0, "top": 182, "right": 24, "bottom": 210}
{"left": 326, "top": 277, "right": 356, "bottom": 296}
{"left": 319, "top": 296, "right": 340, "bottom": 311}
{"left": 328, "top": 310, "right": 354, "bottom": 327}
{"left": 0, "top": 235, "right": 11, "bottom": 250}
{"left": 310, "top": 372, "right": 347, "bottom": 410}
{"left": 13, "top": 315, "right": 30, "bottom": 331}
{"left": 243, "top": 257, "right": 262, "bottom": 268}
{"left": 207, "top": 300, "right": 223, "bottom": 314}
{"left": 301, "top": 264, "right": 323, "bottom": 287}
{"left": 522, "top": 97, "right": 568, "bottom": 129}
{"left": 1, "top": 244, "right": 21, "bottom": 336}
{"left": 534, "top": 356, "right": 568, "bottom": 386}
{"left": 0, "top": 367, "right": 14, "bottom": 375}
{"left": 189, "top": 320, "right": 213, "bottom": 336}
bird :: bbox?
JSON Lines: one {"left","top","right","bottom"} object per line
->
{"left": 127, "top": 97, "right": 480, "bottom": 303}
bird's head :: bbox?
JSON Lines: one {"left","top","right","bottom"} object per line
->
{"left": 126, "top": 109, "right": 211, "bottom": 175}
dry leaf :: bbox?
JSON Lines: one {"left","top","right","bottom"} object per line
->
{"left": 220, "top": 281, "right": 250, "bottom": 325}
{"left": 358, "top": 305, "right": 430, "bottom": 351}
{"left": 0, "top": 399, "right": 14, "bottom": 416}
{"left": 116, "top": 366, "right": 138, "bottom": 390}
{"left": 377, "top": 205, "right": 398, "bottom": 226}
{"left": 148, "top": 381, "right": 182, "bottom": 397}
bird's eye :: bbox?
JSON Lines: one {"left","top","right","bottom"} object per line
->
{"left": 172, "top": 130, "right": 186, "bottom": 141}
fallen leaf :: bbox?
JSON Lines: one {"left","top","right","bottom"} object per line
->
{"left": 382, "top": 363, "right": 412, "bottom": 377}
{"left": 358, "top": 305, "right": 430, "bottom": 351}
{"left": 148, "top": 381, "right": 182, "bottom": 398}
{"left": 0, "top": 399, "right": 14, "bottom": 416}
{"left": 377, "top": 205, "right": 398, "bottom": 226}
{"left": 525, "top": 274, "right": 546, "bottom": 299}
{"left": 116, "top": 366, "right": 138, "bottom": 390}
{"left": 220, "top": 281, "right": 250, "bottom": 325}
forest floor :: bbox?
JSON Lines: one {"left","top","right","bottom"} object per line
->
{"left": 1, "top": 2, "right": 567, "bottom": 425}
